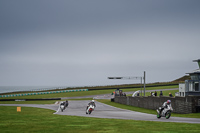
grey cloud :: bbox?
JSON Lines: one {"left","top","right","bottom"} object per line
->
{"left": 0, "top": 0, "right": 200, "bottom": 86}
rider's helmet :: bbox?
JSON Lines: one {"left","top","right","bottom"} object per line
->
{"left": 167, "top": 100, "right": 171, "bottom": 104}
{"left": 92, "top": 100, "right": 95, "bottom": 102}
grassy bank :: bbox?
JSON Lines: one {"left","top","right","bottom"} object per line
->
{"left": 0, "top": 85, "right": 178, "bottom": 99}
{"left": 0, "top": 82, "right": 179, "bottom": 95}
{"left": 0, "top": 85, "right": 178, "bottom": 104}
{"left": 0, "top": 106, "right": 199, "bottom": 133}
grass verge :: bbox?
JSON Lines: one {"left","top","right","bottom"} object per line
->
{"left": 0, "top": 106, "right": 199, "bottom": 133}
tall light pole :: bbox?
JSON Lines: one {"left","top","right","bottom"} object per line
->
{"left": 143, "top": 71, "right": 146, "bottom": 96}
{"left": 108, "top": 73, "right": 145, "bottom": 96}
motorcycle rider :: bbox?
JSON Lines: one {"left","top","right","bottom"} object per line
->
{"left": 64, "top": 100, "right": 68, "bottom": 109}
{"left": 160, "top": 100, "right": 172, "bottom": 113}
{"left": 60, "top": 100, "right": 69, "bottom": 110}
{"left": 86, "top": 100, "right": 96, "bottom": 110}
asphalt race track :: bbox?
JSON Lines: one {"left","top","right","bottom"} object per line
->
{"left": 1, "top": 100, "right": 200, "bottom": 124}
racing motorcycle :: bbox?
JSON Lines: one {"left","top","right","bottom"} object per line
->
{"left": 156, "top": 105, "right": 173, "bottom": 119}
{"left": 60, "top": 102, "right": 65, "bottom": 112}
{"left": 86, "top": 105, "right": 95, "bottom": 114}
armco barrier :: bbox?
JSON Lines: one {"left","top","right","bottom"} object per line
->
{"left": 0, "top": 89, "right": 88, "bottom": 98}
{"left": 0, "top": 98, "right": 61, "bottom": 101}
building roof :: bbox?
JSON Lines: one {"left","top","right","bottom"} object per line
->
{"left": 193, "top": 59, "right": 200, "bottom": 62}
{"left": 186, "top": 69, "right": 200, "bottom": 74}
{"left": 186, "top": 59, "right": 200, "bottom": 74}
{"left": 194, "top": 59, "right": 200, "bottom": 69}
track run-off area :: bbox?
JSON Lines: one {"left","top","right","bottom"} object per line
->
{"left": 0, "top": 88, "right": 200, "bottom": 124}
{"left": 1, "top": 100, "right": 200, "bottom": 124}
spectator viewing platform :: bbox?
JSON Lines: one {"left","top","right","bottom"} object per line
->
{"left": 179, "top": 59, "right": 200, "bottom": 96}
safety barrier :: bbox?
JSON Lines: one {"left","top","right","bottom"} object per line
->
{"left": 0, "top": 89, "right": 88, "bottom": 98}
{"left": 0, "top": 98, "right": 61, "bottom": 101}
{"left": 114, "top": 95, "right": 200, "bottom": 114}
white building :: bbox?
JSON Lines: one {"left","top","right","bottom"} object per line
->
{"left": 179, "top": 59, "right": 200, "bottom": 96}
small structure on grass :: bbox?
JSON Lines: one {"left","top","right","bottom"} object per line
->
{"left": 114, "top": 88, "right": 123, "bottom": 96}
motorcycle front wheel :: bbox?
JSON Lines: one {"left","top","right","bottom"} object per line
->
{"left": 165, "top": 111, "right": 171, "bottom": 119}
{"left": 89, "top": 110, "right": 92, "bottom": 114}
{"left": 157, "top": 113, "right": 161, "bottom": 118}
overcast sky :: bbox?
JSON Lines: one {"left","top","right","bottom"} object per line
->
{"left": 0, "top": 0, "right": 200, "bottom": 87}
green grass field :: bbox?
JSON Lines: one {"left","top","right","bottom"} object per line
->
{"left": 0, "top": 85, "right": 200, "bottom": 133}
{"left": 0, "top": 106, "right": 200, "bottom": 133}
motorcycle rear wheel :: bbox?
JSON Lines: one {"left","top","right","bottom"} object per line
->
{"left": 89, "top": 110, "right": 92, "bottom": 114}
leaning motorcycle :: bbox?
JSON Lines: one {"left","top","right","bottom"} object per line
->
{"left": 60, "top": 102, "right": 66, "bottom": 112}
{"left": 86, "top": 105, "right": 95, "bottom": 114}
{"left": 156, "top": 105, "right": 173, "bottom": 119}
{"left": 60, "top": 104, "right": 65, "bottom": 112}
